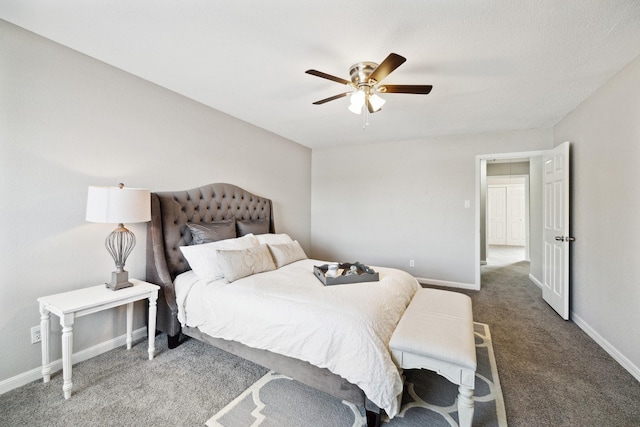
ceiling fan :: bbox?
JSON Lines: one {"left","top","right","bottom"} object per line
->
{"left": 305, "top": 53, "right": 432, "bottom": 116}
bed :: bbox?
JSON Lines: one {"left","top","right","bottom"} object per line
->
{"left": 145, "top": 183, "right": 420, "bottom": 426}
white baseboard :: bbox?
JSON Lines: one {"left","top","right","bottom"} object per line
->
{"left": 528, "top": 273, "right": 543, "bottom": 289}
{"left": 0, "top": 327, "right": 148, "bottom": 395}
{"left": 417, "top": 277, "right": 480, "bottom": 291}
{"left": 572, "top": 312, "right": 640, "bottom": 382}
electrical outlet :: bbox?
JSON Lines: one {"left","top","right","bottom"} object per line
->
{"left": 31, "top": 326, "right": 41, "bottom": 344}
{"left": 409, "top": 259, "right": 415, "bottom": 267}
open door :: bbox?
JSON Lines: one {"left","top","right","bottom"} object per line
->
{"left": 542, "top": 142, "right": 573, "bottom": 319}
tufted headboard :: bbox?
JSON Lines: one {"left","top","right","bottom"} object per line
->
{"left": 146, "top": 183, "right": 275, "bottom": 342}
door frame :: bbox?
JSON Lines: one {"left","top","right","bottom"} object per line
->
{"left": 475, "top": 150, "right": 547, "bottom": 288}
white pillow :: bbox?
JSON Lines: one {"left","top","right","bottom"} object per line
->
{"left": 256, "top": 233, "right": 293, "bottom": 246}
{"left": 267, "top": 240, "right": 307, "bottom": 268}
{"left": 216, "top": 244, "right": 276, "bottom": 282}
{"left": 180, "top": 233, "right": 259, "bottom": 281}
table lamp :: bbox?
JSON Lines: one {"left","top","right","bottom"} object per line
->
{"left": 86, "top": 183, "right": 151, "bottom": 290}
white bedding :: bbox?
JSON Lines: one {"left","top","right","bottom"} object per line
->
{"left": 174, "top": 259, "right": 420, "bottom": 417}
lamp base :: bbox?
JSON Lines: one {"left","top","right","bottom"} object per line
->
{"left": 106, "top": 271, "right": 133, "bottom": 291}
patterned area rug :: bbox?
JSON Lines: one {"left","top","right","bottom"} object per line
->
{"left": 207, "top": 323, "right": 506, "bottom": 427}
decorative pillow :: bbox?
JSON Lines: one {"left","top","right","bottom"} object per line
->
{"left": 256, "top": 233, "right": 293, "bottom": 246}
{"left": 187, "top": 218, "right": 236, "bottom": 244}
{"left": 179, "top": 234, "right": 260, "bottom": 281}
{"left": 216, "top": 244, "right": 276, "bottom": 282}
{"left": 237, "top": 218, "right": 269, "bottom": 236}
{"left": 267, "top": 240, "right": 307, "bottom": 268}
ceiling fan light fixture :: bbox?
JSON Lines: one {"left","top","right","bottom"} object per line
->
{"left": 306, "top": 53, "right": 432, "bottom": 122}
{"left": 350, "top": 89, "right": 365, "bottom": 106}
{"left": 348, "top": 102, "right": 363, "bottom": 115}
{"left": 368, "top": 93, "right": 385, "bottom": 112}
{"left": 349, "top": 90, "right": 366, "bottom": 114}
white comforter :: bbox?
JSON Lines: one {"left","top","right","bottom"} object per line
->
{"left": 175, "top": 259, "right": 420, "bottom": 417}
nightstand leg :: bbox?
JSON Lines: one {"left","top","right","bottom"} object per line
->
{"left": 60, "top": 314, "right": 74, "bottom": 399}
{"left": 39, "top": 304, "right": 51, "bottom": 383}
{"left": 147, "top": 292, "right": 158, "bottom": 360}
{"left": 126, "top": 302, "right": 133, "bottom": 350}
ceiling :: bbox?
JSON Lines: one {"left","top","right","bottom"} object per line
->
{"left": 3, "top": 1, "right": 640, "bottom": 149}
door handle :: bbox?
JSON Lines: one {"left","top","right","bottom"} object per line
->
{"left": 555, "top": 236, "right": 565, "bottom": 242}
{"left": 555, "top": 236, "right": 575, "bottom": 242}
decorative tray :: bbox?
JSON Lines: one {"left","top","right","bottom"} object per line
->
{"left": 313, "top": 262, "right": 379, "bottom": 286}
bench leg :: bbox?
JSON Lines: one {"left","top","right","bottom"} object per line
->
{"left": 458, "top": 385, "right": 474, "bottom": 427}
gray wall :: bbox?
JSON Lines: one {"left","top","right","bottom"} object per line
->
{"left": 554, "top": 54, "right": 640, "bottom": 376}
{"left": 311, "top": 129, "right": 553, "bottom": 288}
{"left": 480, "top": 161, "right": 487, "bottom": 263}
{"left": 0, "top": 21, "right": 311, "bottom": 383}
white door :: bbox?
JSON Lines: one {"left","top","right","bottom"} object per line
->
{"left": 488, "top": 187, "right": 506, "bottom": 245}
{"left": 506, "top": 185, "right": 526, "bottom": 246}
{"left": 542, "top": 142, "right": 572, "bottom": 320}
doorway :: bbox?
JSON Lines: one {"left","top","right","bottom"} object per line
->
{"left": 485, "top": 160, "right": 530, "bottom": 268}
{"left": 475, "top": 150, "right": 546, "bottom": 288}
{"left": 475, "top": 145, "right": 571, "bottom": 320}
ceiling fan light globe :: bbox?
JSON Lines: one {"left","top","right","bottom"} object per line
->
{"left": 348, "top": 103, "right": 363, "bottom": 114}
{"left": 350, "top": 90, "right": 365, "bottom": 107}
{"left": 369, "top": 94, "right": 386, "bottom": 112}
{"left": 349, "top": 90, "right": 365, "bottom": 114}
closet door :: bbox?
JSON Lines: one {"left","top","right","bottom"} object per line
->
{"left": 506, "top": 185, "right": 526, "bottom": 245}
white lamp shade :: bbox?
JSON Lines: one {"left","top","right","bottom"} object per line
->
{"left": 348, "top": 102, "right": 363, "bottom": 114}
{"left": 368, "top": 93, "right": 386, "bottom": 112}
{"left": 86, "top": 186, "right": 151, "bottom": 224}
{"left": 350, "top": 90, "right": 365, "bottom": 108}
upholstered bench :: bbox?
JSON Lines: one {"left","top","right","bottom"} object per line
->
{"left": 390, "top": 288, "right": 477, "bottom": 427}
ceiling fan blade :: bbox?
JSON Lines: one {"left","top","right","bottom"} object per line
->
{"left": 380, "top": 84, "right": 433, "bottom": 94}
{"left": 368, "top": 53, "right": 406, "bottom": 84}
{"left": 312, "top": 92, "right": 349, "bottom": 105}
{"left": 305, "top": 69, "right": 352, "bottom": 86}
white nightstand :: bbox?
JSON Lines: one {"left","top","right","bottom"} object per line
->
{"left": 37, "top": 279, "right": 160, "bottom": 399}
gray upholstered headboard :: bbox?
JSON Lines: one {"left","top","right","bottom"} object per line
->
{"left": 146, "top": 183, "right": 275, "bottom": 342}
